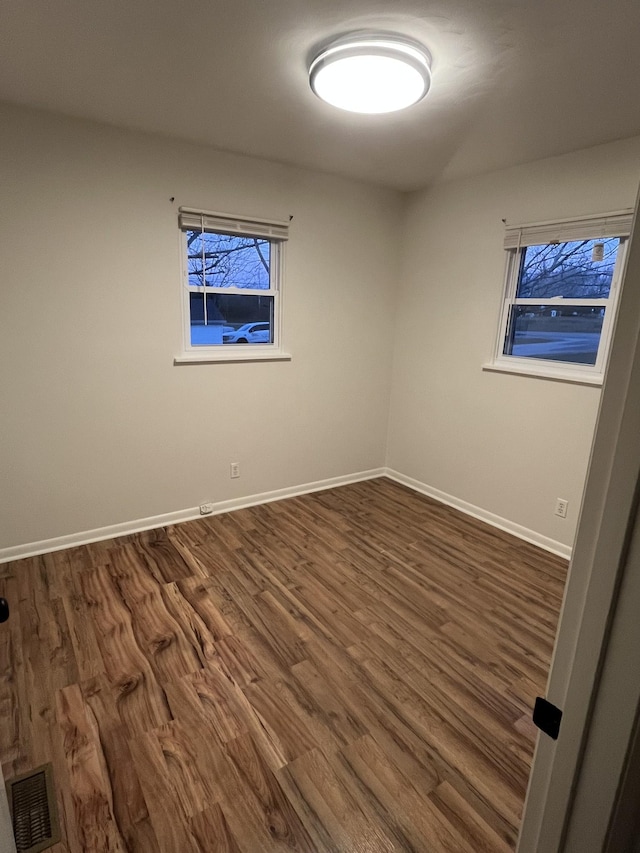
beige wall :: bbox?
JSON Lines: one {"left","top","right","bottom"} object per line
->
{"left": 0, "top": 103, "right": 401, "bottom": 549}
{"left": 2, "top": 102, "right": 640, "bottom": 555}
{"left": 387, "top": 137, "right": 640, "bottom": 548}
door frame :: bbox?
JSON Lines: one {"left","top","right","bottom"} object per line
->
{"left": 518, "top": 183, "right": 640, "bottom": 852}
{"left": 0, "top": 765, "right": 16, "bottom": 853}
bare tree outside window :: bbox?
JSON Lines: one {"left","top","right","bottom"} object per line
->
{"left": 184, "top": 229, "right": 276, "bottom": 346}
{"left": 502, "top": 237, "right": 623, "bottom": 366}
{"left": 491, "top": 213, "right": 631, "bottom": 380}
{"left": 517, "top": 238, "right": 619, "bottom": 300}
{"left": 187, "top": 231, "right": 270, "bottom": 289}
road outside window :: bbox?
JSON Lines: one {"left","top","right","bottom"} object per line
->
{"left": 503, "top": 238, "right": 619, "bottom": 365}
{"left": 489, "top": 213, "right": 631, "bottom": 382}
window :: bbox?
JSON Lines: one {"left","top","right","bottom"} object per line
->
{"left": 175, "top": 208, "right": 290, "bottom": 363}
{"left": 489, "top": 211, "right": 633, "bottom": 383}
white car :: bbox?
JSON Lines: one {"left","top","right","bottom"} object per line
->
{"left": 223, "top": 322, "right": 271, "bottom": 344}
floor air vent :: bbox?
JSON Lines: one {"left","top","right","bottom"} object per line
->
{"left": 6, "top": 764, "right": 60, "bottom": 853}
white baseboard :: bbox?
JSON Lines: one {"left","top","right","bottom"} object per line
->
{"left": 384, "top": 468, "right": 572, "bottom": 560}
{"left": 0, "top": 468, "right": 386, "bottom": 564}
{"left": 1, "top": 466, "right": 571, "bottom": 564}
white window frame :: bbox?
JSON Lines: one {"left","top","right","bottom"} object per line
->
{"left": 484, "top": 211, "right": 633, "bottom": 385}
{"left": 174, "top": 207, "right": 291, "bottom": 364}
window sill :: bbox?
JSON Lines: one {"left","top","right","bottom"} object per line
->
{"left": 482, "top": 361, "right": 603, "bottom": 386}
{"left": 174, "top": 350, "right": 292, "bottom": 365}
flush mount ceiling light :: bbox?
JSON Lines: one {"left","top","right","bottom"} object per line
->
{"left": 309, "top": 32, "right": 432, "bottom": 114}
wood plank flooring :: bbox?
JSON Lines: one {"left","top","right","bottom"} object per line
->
{"left": 0, "top": 478, "right": 567, "bottom": 852}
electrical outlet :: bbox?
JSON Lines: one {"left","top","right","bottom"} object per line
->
{"left": 199, "top": 502, "right": 214, "bottom": 515}
{"left": 555, "top": 498, "right": 569, "bottom": 518}
{"left": 230, "top": 462, "right": 240, "bottom": 479}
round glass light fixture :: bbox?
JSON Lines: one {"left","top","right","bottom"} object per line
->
{"left": 309, "top": 33, "right": 431, "bottom": 114}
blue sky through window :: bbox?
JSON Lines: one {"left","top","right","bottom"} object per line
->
{"left": 517, "top": 238, "right": 619, "bottom": 300}
{"left": 187, "top": 230, "right": 270, "bottom": 289}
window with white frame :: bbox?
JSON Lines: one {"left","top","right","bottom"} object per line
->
{"left": 177, "top": 208, "right": 289, "bottom": 361}
{"left": 490, "top": 211, "right": 633, "bottom": 382}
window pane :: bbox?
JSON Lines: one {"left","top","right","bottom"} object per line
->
{"left": 186, "top": 229, "right": 270, "bottom": 290}
{"left": 517, "top": 238, "right": 620, "bottom": 299}
{"left": 504, "top": 305, "right": 605, "bottom": 365}
{"left": 189, "top": 293, "right": 274, "bottom": 346}
{"left": 187, "top": 231, "right": 205, "bottom": 286}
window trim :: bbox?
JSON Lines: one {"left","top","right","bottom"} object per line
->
{"left": 487, "top": 212, "right": 633, "bottom": 383}
{"left": 175, "top": 207, "right": 291, "bottom": 364}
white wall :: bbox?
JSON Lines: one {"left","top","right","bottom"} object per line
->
{"left": 0, "top": 103, "right": 401, "bottom": 550}
{"left": 387, "top": 137, "right": 640, "bottom": 548}
{"left": 3, "top": 102, "right": 640, "bottom": 556}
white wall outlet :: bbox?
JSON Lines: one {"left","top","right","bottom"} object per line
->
{"left": 230, "top": 462, "right": 240, "bottom": 479}
{"left": 555, "top": 498, "right": 569, "bottom": 518}
{"left": 199, "top": 502, "right": 214, "bottom": 515}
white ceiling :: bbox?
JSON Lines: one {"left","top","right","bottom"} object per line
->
{"left": 1, "top": 0, "right": 639, "bottom": 191}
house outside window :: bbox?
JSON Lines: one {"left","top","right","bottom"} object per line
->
{"left": 488, "top": 211, "right": 633, "bottom": 384}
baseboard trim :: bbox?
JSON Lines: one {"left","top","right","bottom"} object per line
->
{"left": 384, "top": 468, "right": 572, "bottom": 560}
{"left": 1, "top": 466, "right": 571, "bottom": 564}
{"left": 0, "top": 468, "right": 386, "bottom": 564}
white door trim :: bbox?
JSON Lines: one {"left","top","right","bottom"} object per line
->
{"left": 0, "top": 765, "right": 16, "bottom": 853}
{"left": 564, "top": 492, "right": 640, "bottom": 851}
{"left": 518, "top": 183, "right": 640, "bottom": 851}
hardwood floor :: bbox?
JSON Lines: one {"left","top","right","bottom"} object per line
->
{"left": 0, "top": 478, "right": 567, "bottom": 852}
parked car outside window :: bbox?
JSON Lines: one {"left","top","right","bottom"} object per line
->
{"left": 223, "top": 322, "right": 272, "bottom": 344}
